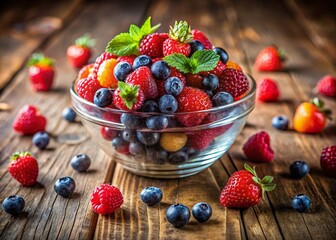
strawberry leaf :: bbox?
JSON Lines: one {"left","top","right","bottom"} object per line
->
{"left": 163, "top": 54, "right": 191, "bottom": 73}
{"left": 75, "top": 34, "right": 95, "bottom": 47}
{"left": 262, "top": 183, "right": 277, "bottom": 192}
{"left": 261, "top": 176, "right": 274, "bottom": 184}
{"left": 118, "top": 81, "right": 139, "bottom": 110}
{"left": 191, "top": 50, "right": 220, "bottom": 74}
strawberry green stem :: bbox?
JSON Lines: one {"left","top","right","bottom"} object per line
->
{"left": 27, "top": 53, "right": 54, "bottom": 67}
{"left": 311, "top": 97, "right": 332, "bottom": 119}
{"left": 75, "top": 34, "right": 95, "bottom": 48}
{"left": 10, "top": 151, "right": 31, "bottom": 161}
{"left": 118, "top": 81, "right": 140, "bottom": 109}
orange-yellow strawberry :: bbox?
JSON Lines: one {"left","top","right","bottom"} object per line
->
{"left": 226, "top": 60, "right": 242, "bottom": 71}
{"left": 97, "top": 58, "right": 118, "bottom": 88}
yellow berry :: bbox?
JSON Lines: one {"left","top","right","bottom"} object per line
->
{"left": 226, "top": 60, "right": 242, "bottom": 71}
{"left": 160, "top": 133, "right": 187, "bottom": 152}
{"left": 97, "top": 59, "right": 118, "bottom": 88}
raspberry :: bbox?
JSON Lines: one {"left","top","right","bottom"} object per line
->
{"left": 139, "top": 33, "right": 168, "bottom": 58}
{"left": 77, "top": 77, "right": 102, "bottom": 102}
{"left": 90, "top": 184, "right": 123, "bottom": 215}
{"left": 188, "top": 130, "right": 214, "bottom": 150}
{"left": 257, "top": 78, "right": 280, "bottom": 102}
{"left": 320, "top": 145, "right": 336, "bottom": 177}
{"left": 217, "top": 68, "right": 249, "bottom": 99}
{"left": 243, "top": 131, "right": 274, "bottom": 162}
{"left": 92, "top": 52, "right": 116, "bottom": 79}
{"left": 316, "top": 75, "right": 336, "bottom": 98}
{"left": 191, "top": 29, "right": 212, "bottom": 49}
{"left": 117, "top": 55, "right": 136, "bottom": 66}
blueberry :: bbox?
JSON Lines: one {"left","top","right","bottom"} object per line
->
{"left": 129, "top": 141, "right": 145, "bottom": 155}
{"left": 213, "top": 47, "right": 229, "bottom": 64}
{"left": 94, "top": 88, "right": 113, "bottom": 108}
{"left": 146, "top": 115, "right": 169, "bottom": 130}
{"left": 141, "top": 100, "right": 159, "bottom": 112}
{"left": 133, "top": 55, "right": 152, "bottom": 70}
{"left": 121, "top": 113, "right": 142, "bottom": 129}
{"left": 212, "top": 92, "right": 234, "bottom": 107}
{"left": 62, "top": 107, "right": 76, "bottom": 122}
{"left": 202, "top": 74, "right": 219, "bottom": 90}
{"left": 32, "top": 131, "right": 50, "bottom": 150}
{"left": 112, "top": 136, "right": 129, "bottom": 151}
{"left": 192, "top": 202, "right": 212, "bottom": 223}
{"left": 151, "top": 60, "right": 171, "bottom": 80}
{"left": 166, "top": 204, "right": 190, "bottom": 227}
{"left": 159, "top": 95, "right": 178, "bottom": 114}
{"left": 205, "top": 90, "right": 214, "bottom": 98}
{"left": 146, "top": 147, "right": 168, "bottom": 164}
{"left": 168, "top": 150, "right": 189, "bottom": 164}
{"left": 272, "top": 115, "right": 289, "bottom": 130}
{"left": 292, "top": 194, "right": 312, "bottom": 212}
{"left": 71, "top": 154, "right": 91, "bottom": 172}
{"left": 2, "top": 195, "right": 25, "bottom": 215}
{"left": 189, "top": 40, "right": 204, "bottom": 56}
{"left": 165, "top": 77, "right": 184, "bottom": 96}
{"left": 122, "top": 130, "right": 137, "bottom": 142}
{"left": 114, "top": 61, "right": 132, "bottom": 81}
{"left": 54, "top": 177, "right": 76, "bottom": 198}
{"left": 290, "top": 161, "right": 310, "bottom": 179}
{"left": 140, "top": 186, "right": 163, "bottom": 206}
{"left": 136, "top": 132, "right": 160, "bottom": 146}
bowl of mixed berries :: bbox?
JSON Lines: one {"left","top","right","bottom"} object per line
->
{"left": 71, "top": 17, "right": 256, "bottom": 178}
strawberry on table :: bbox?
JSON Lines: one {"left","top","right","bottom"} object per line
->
{"left": 27, "top": 53, "right": 54, "bottom": 91}
{"left": 113, "top": 81, "right": 145, "bottom": 111}
{"left": 13, "top": 105, "right": 47, "bottom": 135}
{"left": 220, "top": 163, "right": 276, "bottom": 208}
{"left": 8, "top": 152, "right": 39, "bottom": 187}
{"left": 316, "top": 75, "right": 336, "bottom": 98}
{"left": 293, "top": 98, "right": 331, "bottom": 134}
{"left": 257, "top": 78, "right": 280, "bottom": 102}
{"left": 67, "top": 34, "right": 95, "bottom": 68}
{"left": 254, "top": 45, "right": 285, "bottom": 71}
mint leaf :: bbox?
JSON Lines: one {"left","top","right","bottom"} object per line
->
{"left": 191, "top": 50, "right": 219, "bottom": 74}
{"left": 140, "top": 17, "right": 160, "bottom": 36}
{"left": 129, "top": 24, "right": 141, "bottom": 41}
{"left": 163, "top": 54, "right": 191, "bottom": 73}
{"left": 106, "top": 33, "right": 139, "bottom": 56}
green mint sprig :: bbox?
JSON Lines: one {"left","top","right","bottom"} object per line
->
{"left": 163, "top": 50, "right": 220, "bottom": 74}
{"left": 106, "top": 17, "right": 160, "bottom": 56}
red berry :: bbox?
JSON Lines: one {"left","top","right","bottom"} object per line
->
{"left": 125, "top": 66, "right": 158, "bottom": 99}
{"left": 117, "top": 55, "right": 136, "bottom": 66}
{"left": 217, "top": 68, "right": 249, "bottom": 99}
{"left": 27, "top": 53, "right": 54, "bottom": 91}
{"left": 8, "top": 152, "right": 39, "bottom": 186}
{"left": 90, "top": 184, "right": 123, "bottom": 215}
{"left": 13, "top": 105, "right": 47, "bottom": 135}
{"left": 169, "top": 67, "right": 186, "bottom": 85}
{"left": 139, "top": 33, "right": 168, "bottom": 58}
{"left": 67, "top": 35, "right": 95, "bottom": 68}
{"left": 156, "top": 80, "right": 166, "bottom": 97}
{"left": 254, "top": 45, "right": 284, "bottom": 71}
{"left": 191, "top": 29, "right": 213, "bottom": 50}
{"left": 76, "top": 77, "right": 102, "bottom": 102}
{"left": 185, "top": 73, "right": 203, "bottom": 88}
{"left": 320, "top": 145, "right": 336, "bottom": 177}
{"left": 187, "top": 130, "right": 214, "bottom": 150}
{"left": 243, "top": 131, "right": 274, "bottom": 163}
{"left": 113, "top": 82, "right": 145, "bottom": 111}
{"left": 257, "top": 78, "right": 280, "bottom": 102}
{"left": 316, "top": 75, "right": 336, "bottom": 98}
{"left": 206, "top": 60, "right": 226, "bottom": 77}
{"left": 100, "top": 127, "right": 118, "bottom": 141}
{"left": 163, "top": 38, "right": 191, "bottom": 56}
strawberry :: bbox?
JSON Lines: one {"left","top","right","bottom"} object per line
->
{"left": 254, "top": 45, "right": 285, "bottom": 71}
{"left": 163, "top": 21, "right": 192, "bottom": 56}
{"left": 97, "top": 58, "right": 118, "bottom": 88}
{"left": 217, "top": 68, "right": 249, "bottom": 99}
{"left": 226, "top": 60, "right": 242, "bottom": 71}
{"left": 117, "top": 55, "right": 136, "bottom": 66}
{"left": 320, "top": 145, "right": 336, "bottom": 177}
{"left": 220, "top": 163, "right": 276, "bottom": 208}
{"left": 125, "top": 66, "right": 158, "bottom": 99}
{"left": 76, "top": 77, "right": 102, "bottom": 102}
{"left": 169, "top": 67, "right": 186, "bottom": 85}
{"left": 8, "top": 152, "right": 39, "bottom": 186}
{"left": 207, "top": 60, "right": 226, "bottom": 77}
{"left": 316, "top": 75, "right": 336, "bottom": 98}
{"left": 187, "top": 129, "right": 214, "bottom": 150}
{"left": 13, "top": 105, "right": 47, "bottom": 135}
{"left": 139, "top": 33, "right": 168, "bottom": 58}
{"left": 176, "top": 86, "right": 212, "bottom": 126}
{"left": 293, "top": 98, "right": 330, "bottom": 133}
{"left": 27, "top": 53, "right": 54, "bottom": 91}
{"left": 113, "top": 81, "right": 145, "bottom": 111}
{"left": 191, "top": 29, "right": 213, "bottom": 50}
{"left": 243, "top": 131, "right": 275, "bottom": 163}
{"left": 185, "top": 73, "right": 203, "bottom": 88}
{"left": 257, "top": 78, "right": 280, "bottom": 102}
{"left": 156, "top": 80, "right": 166, "bottom": 97}
{"left": 67, "top": 34, "right": 95, "bottom": 68}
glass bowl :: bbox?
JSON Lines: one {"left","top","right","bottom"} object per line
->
{"left": 70, "top": 76, "right": 256, "bottom": 178}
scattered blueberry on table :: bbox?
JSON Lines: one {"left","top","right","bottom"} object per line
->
{"left": 292, "top": 194, "right": 312, "bottom": 212}
{"left": 62, "top": 107, "right": 77, "bottom": 122}
{"left": 140, "top": 186, "right": 163, "bottom": 206}
{"left": 54, "top": 177, "right": 76, "bottom": 198}
{"left": 2, "top": 195, "right": 25, "bottom": 216}
{"left": 290, "top": 161, "right": 310, "bottom": 179}
{"left": 32, "top": 131, "right": 50, "bottom": 150}
{"left": 166, "top": 203, "right": 190, "bottom": 228}
{"left": 192, "top": 202, "right": 212, "bottom": 223}
{"left": 71, "top": 154, "right": 91, "bottom": 172}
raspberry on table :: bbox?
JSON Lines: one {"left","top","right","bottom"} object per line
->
{"left": 90, "top": 184, "right": 123, "bottom": 215}
{"left": 243, "top": 131, "right": 274, "bottom": 162}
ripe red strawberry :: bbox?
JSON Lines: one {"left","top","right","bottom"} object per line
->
{"left": 139, "top": 33, "right": 169, "bottom": 58}
{"left": 185, "top": 73, "right": 203, "bottom": 88}
{"left": 217, "top": 68, "right": 249, "bottom": 99}
{"left": 8, "top": 152, "right": 38, "bottom": 186}
{"left": 125, "top": 66, "right": 158, "bottom": 99}
{"left": 113, "top": 81, "right": 145, "bottom": 111}
{"left": 156, "top": 80, "right": 166, "bottom": 97}
{"left": 254, "top": 45, "right": 285, "bottom": 71}
{"left": 317, "top": 75, "right": 336, "bottom": 98}
{"left": 27, "top": 53, "right": 54, "bottom": 91}
{"left": 257, "top": 78, "right": 280, "bottom": 102}
{"left": 91, "top": 52, "right": 116, "bottom": 79}
{"left": 90, "top": 183, "right": 123, "bottom": 214}
{"left": 176, "top": 86, "right": 212, "bottom": 126}
{"left": 220, "top": 163, "right": 276, "bottom": 208}
{"left": 243, "top": 131, "right": 274, "bottom": 162}
{"left": 163, "top": 21, "right": 192, "bottom": 56}
{"left": 67, "top": 34, "right": 95, "bottom": 68}
{"left": 320, "top": 145, "right": 336, "bottom": 177}
{"left": 191, "top": 29, "right": 213, "bottom": 50}
{"left": 188, "top": 129, "right": 214, "bottom": 150}
{"left": 205, "top": 60, "right": 226, "bottom": 77}
{"left": 169, "top": 67, "right": 186, "bottom": 85}
{"left": 117, "top": 55, "right": 136, "bottom": 66}
{"left": 13, "top": 105, "right": 47, "bottom": 135}
{"left": 76, "top": 77, "right": 102, "bottom": 102}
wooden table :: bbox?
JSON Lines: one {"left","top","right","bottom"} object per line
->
{"left": 1, "top": 0, "right": 335, "bottom": 239}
